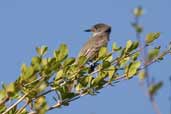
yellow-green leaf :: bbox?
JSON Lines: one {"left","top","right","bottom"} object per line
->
{"left": 21, "top": 64, "right": 27, "bottom": 74}
{"left": 25, "top": 66, "right": 34, "bottom": 78}
{"left": 102, "top": 61, "right": 111, "bottom": 69}
{"left": 126, "top": 61, "right": 141, "bottom": 78}
{"left": 76, "top": 83, "right": 84, "bottom": 92}
{"left": 112, "top": 42, "right": 122, "bottom": 51}
{"left": 148, "top": 48, "right": 160, "bottom": 61}
{"left": 36, "top": 45, "right": 48, "bottom": 56}
{"left": 55, "top": 69, "right": 64, "bottom": 80}
{"left": 125, "top": 40, "right": 133, "bottom": 52}
{"left": 0, "top": 90, "right": 6, "bottom": 101}
{"left": 98, "top": 47, "right": 107, "bottom": 58}
{"left": 54, "top": 44, "right": 68, "bottom": 62}
{"left": 132, "top": 23, "right": 143, "bottom": 33}
{"left": 31, "top": 56, "right": 41, "bottom": 65}
{"left": 125, "top": 40, "right": 139, "bottom": 52}
{"left": 145, "top": 32, "right": 160, "bottom": 44}
{"left": 133, "top": 6, "right": 143, "bottom": 17}
{"left": 92, "top": 72, "right": 107, "bottom": 87}
{"left": 132, "top": 52, "right": 140, "bottom": 61}
{"left": 34, "top": 96, "right": 48, "bottom": 113}
{"left": 120, "top": 57, "right": 130, "bottom": 67}
{"left": 107, "top": 66, "right": 116, "bottom": 82}
{"left": 63, "top": 57, "right": 75, "bottom": 66}
{"left": 149, "top": 81, "right": 163, "bottom": 96}
{"left": 138, "top": 70, "right": 146, "bottom": 80}
{"left": 131, "top": 41, "right": 139, "bottom": 50}
{"left": 76, "top": 56, "right": 87, "bottom": 66}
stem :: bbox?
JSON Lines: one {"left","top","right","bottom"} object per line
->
{"left": 133, "top": 7, "right": 163, "bottom": 114}
{"left": 2, "top": 93, "right": 28, "bottom": 114}
{"left": 151, "top": 99, "right": 161, "bottom": 114}
{"left": 16, "top": 100, "right": 30, "bottom": 114}
{"left": 34, "top": 89, "right": 54, "bottom": 100}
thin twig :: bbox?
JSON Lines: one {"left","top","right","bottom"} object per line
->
{"left": 34, "top": 89, "right": 54, "bottom": 100}
{"left": 151, "top": 99, "right": 161, "bottom": 114}
{"left": 16, "top": 100, "right": 30, "bottom": 114}
{"left": 2, "top": 93, "right": 28, "bottom": 114}
{"left": 133, "top": 7, "right": 162, "bottom": 114}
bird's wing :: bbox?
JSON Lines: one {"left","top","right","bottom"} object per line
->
{"left": 78, "top": 34, "right": 108, "bottom": 60}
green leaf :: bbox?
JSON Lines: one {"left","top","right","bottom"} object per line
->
{"left": 125, "top": 40, "right": 133, "bottom": 52}
{"left": 6, "top": 83, "right": 15, "bottom": 93}
{"left": 59, "top": 44, "right": 68, "bottom": 57}
{"left": 41, "top": 58, "right": 49, "bottom": 66}
{"left": 4, "top": 83, "right": 17, "bottom": 98}
{"left": 76, "top": 76, "right": 93, "bottom": 92}
{"left": 48, "top": 58, "right": 61, "bottom": 71}
{"left": 107, "top": 66, "right": 116, "bottom": 82}
{"left": 61, "top": 92, "right": 76, "bottom": 101}
{"left": 34, "top": 96, "right": 48, "bottom": 114}
{"left": 132, "top": 52, "right": 140, "bottom": 61}
{"left": 24, "top": 66, "right": 34, "bottom": 78}
{"left": 76, "top": 75, "right": 93, "bottom": 91}
{"left": 55, "top": 69, "right": 64, "bottom": 80}
{"left": 82, "top": 75, "right": 93, "bottom": 86}
{"left": 120, "top": 57, "right": 130, "bottom": 67}
{"left": 105, "top": 54, "right": 113, "bottom": 62}
{"left": 138, "top": 70, "right": 146, "bottom": 80}
{"left": 63, "top": 57, "right": 75, "bottom": 66}
{"left": 133, "top": 6, "right": 143, "bottom": 17}
{"left": 37, "top": 82, "right": 48, "bottom": 92}
{"left": 31, "top": 56, "right": 41, "bottom": 65}
{"left": 145, "top": 32, "right": 160, "bottom": 44}
{"left": 120, "top": 48, "right": 126, "bottom": 57}
{"left": 148, "top": 47, "right": 160, "bottom": 61}
{"left": 131, "top": 41, "right": 139, "bottom": 50}
{"left": 21, "top": 65, "right": 35, "bottom": 80}
{"left": 0, "top": 104, "right": 6, "bottom": 113}
{"left": 21, "top": 64, "right": 27, "bottom": 74}
{"left": 126, "top": 61, "right": 141, "bottom": 78}
{"left": 76, "top": 83, "right": 84, "bottom": 92}
{"left": 31, "top": 56, "right": 41, "bottom": 71}
{"left": 98, "top": 47, "right": 107, "bottom": 58}
{"left": 76, "top": 56, "right": 87, "bottom": 66}
{"left": 36, "top": 45, "right": 48, "bottom": 56}
{"left": 0, "top": 90, "right": 6, "bottom": 101}
{"left": 132, "top": 23, "right": 143, "bottom": 33}
{"left": 112, "top": 42, "right": 122, "bottom": 51}
{"left": 125, "top": 40, "right": 139, "bottom": 53}
{"left": 149, "top": 81, "right": 163, "bottom": 96}
{"left": 92, "top": 76, "right": 103, "bottom": 87}
{"left": 102, "top": 61, "right": 111, "bottom": 69}
{"left": 54, "top": 44, "right": 68, "bottom": 62}
{"left": 92, "top": 72, "right": 107, "bottom": 87}
{"left": 57, "top": 86, "right": 76, "bottom": 101}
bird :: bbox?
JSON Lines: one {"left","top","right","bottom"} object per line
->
{"left": 77, "top": 23, "right": 111, "bottom": 62}
{"left": 67, "top": 23, "right": 111, "bottom": 93}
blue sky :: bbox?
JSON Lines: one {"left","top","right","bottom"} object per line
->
{"left": 0, "top": 0, "right": 171, "bottom": 114}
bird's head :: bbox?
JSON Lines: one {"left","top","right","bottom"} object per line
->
{"left": 84, "top": 23, "right": 111, "bottom": 36}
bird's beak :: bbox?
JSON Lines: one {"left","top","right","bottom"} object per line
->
{"left": 84, "top": 29, "right": 92, "bottom": 32}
